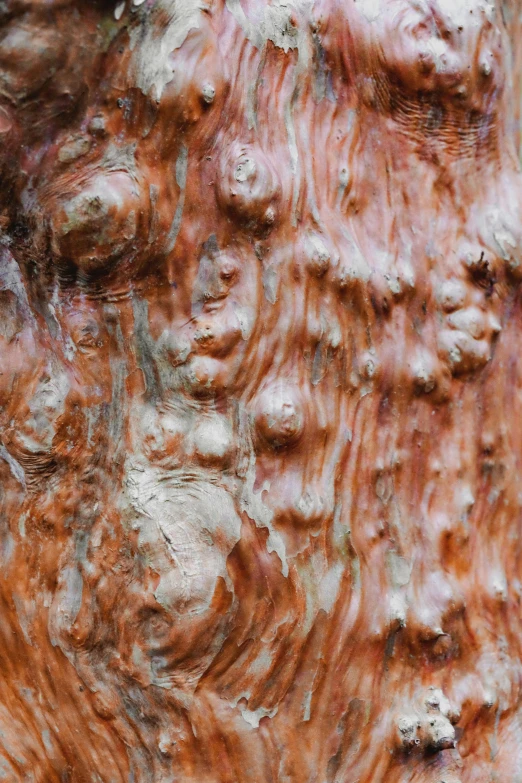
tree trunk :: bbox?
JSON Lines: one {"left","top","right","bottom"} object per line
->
{"left": 1, "top": 1, "right": 522, "bottom": 781}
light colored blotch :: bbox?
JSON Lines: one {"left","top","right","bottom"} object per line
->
{"left": 240, "top": 703, "right": 278, "bottom": 729}
{"left": 166, "top": 144, "right": 188, "bottom": 253}
{"left": 226, "top": 0, "right": 311, "bottom": 59}
{"left": 114, "top": 1, "right": 126, "bottom": 19}
{"left": 387, "top": 551, "right": 412, "bottom": 588}
{"left": 318, "top": 562, "right": 343, "bottom": 613}
{"left": 0, "top": 445, "right": 26, "bottom": 489}
{"left": 241, "top": 467, "right": 289, "bottom": 578}
{"left": 130, "top": 0, "right": 205, "bottom": 100}
{"left": 232, "top": 303, "right": 255, "bottom": 340}
{"left": 225, "top": 0, "right": 263, "bottom": 48}
{"left": 355, "top": 0, "right": 385, "bottom": 22}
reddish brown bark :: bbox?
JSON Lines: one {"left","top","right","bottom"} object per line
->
{"left": 1, "top": 1, "right": 522, "bottom": 781}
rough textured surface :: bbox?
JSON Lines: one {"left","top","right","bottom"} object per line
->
{"left": 1, "top": 0, "right": 522, "bottom": 780}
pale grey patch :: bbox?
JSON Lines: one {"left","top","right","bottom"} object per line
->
{"left": 336, "top": 111, "right": 356, "bottom": 209}
{"left": 0, "top": 445, "right": 26, "bottom": 489}
{"left": 103, "top": 304, "right": 128, "bottom": 460}
{"left": 241, "top": 470, "right": 288, "bottom": 578}
{"left": 318, "top": 562, "right": 343, "bottom": 613}
{"left": 240, "top": 703, "right": 278, "bottom": 729}
{"left": 387, "top": 552, "right": 412, "bottom": 588}
{"left": 336, "top": 225, "right": 371, "bottom": 285}
{"left": 59, "top": 566, "right": 84, "bottom": 626}
{"left": 312, "top": 341, "right": 330, "bottom": 386}
{"left": 18, "top": 512, "right": 27, "bottom": 538}
{"left": 226, "top": 0, "right": 311, "bottom": 59}
{"left": 148, "top": 183, "right": 160, "bottom": 243}
{"left": 166, "top": 144, "right": 188, "bottom": 254}
{"left": 102, "top": 142, "right": 138, "bottom": 175}
{"left": 0, "top": 249, "right": 35, "bottom": 326}
{"left": 232, "top": 303, "right": 255, "bottom": 339}
{"left": 262, "top": 264, "right": 278, "bottom": 304}
{"left": 284, "top": 84, "right": 300, "bottom": 227}
{"left": 0, "top": 755, "right": 16, "bottom": 780}
{"left": 85, "top": 404, "right": 104, "bottom": 449}
{"left": 246, "top": 48, "right": 267, "bottom": 130}
{"left": 225, "top": 0, "right": 263, "bottom": 48}
{"left": 0, "top": 529, "right": 14, "bottom": 568}
{"left": 13, "top": 594, "right": 33, "bottom": 645}
{"left": 0, "top": 291, "right": 23, "bottom": 342}
{"left": 131, "top": 294, "right": 159, "bottom": 401}
{"left": 130, "top": 0, "right": 205, "bottom": 100}
{"left": 41, "top": 730, "right": 53, "bottom": 755}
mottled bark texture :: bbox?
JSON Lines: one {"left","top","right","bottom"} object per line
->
{"left": 1, "top": 1, "right": 522, "bottom": 781}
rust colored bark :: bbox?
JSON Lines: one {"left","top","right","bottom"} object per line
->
{"left": 1, "top": 1, "right": 522, "bottom": 781}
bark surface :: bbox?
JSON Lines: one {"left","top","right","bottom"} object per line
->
{"left": 0, "top": 1, "right": 522, "bottom": 781}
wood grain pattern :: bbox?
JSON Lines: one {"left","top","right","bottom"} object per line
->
{"left": 0, "top": 1, "right": 521, "bottom": 780}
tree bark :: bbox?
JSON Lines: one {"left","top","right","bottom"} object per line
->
{"left": 1, "top": 1, "right": 522, "bottom": 781}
